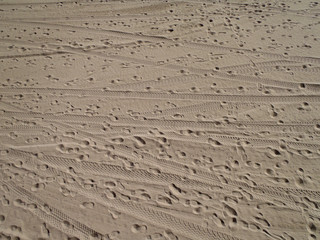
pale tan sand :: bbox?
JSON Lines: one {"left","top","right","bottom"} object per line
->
{"left": 0, "top": 0, "right": 320, "bottom": 240}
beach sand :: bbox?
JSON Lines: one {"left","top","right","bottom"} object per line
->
{"left": 0, "top": 1, "right": 320, "bottom": 239}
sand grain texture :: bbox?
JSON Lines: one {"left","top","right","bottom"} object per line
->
{"left": 0, "top": 0, "right": 320, "bottom": 239}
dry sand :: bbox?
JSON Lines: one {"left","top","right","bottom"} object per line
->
{"left": 0, "top": 0, "right": 320, "bottom": 239}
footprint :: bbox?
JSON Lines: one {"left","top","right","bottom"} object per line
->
{"left": 131, "top": 224, "right": 147, "bottom": 234}
{"left": 0, "top": 215, "right": 5, "bottom": 223}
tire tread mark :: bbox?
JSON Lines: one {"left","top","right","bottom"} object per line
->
{"left": 6, "top": 148, "right": 221, "bottom": 191}
{"left": 1, "top": 180, "right": 102, "bottom": 240}
{"left": 3, "top": 20, "right": 320, "bottom": 64}
{"left": 0, "top": 88, "right": 319, "bottom": 102}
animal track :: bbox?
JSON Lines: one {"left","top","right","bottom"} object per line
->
{"left": 1, "top": 1, "right": 320, "bottom": 240}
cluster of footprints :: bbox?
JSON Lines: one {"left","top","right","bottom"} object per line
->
{"left": 0, "top": 0, "right": 320, "bottom": 239}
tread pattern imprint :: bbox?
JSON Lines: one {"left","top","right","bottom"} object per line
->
{"left": 0, "top": 0, "right": 320, "bottom": 240}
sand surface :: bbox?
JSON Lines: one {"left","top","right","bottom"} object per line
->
{"left": 0, "top": 0, "right": 320, "bottom": 239}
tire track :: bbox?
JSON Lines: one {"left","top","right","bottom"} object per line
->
{"left": 0, "top": 110, "right": 111, "bottom": 124}
{"left": 2, "top": 2, "right": 320, "bottom": 239}
{"left": 153, "top": 131, "right": 320, "bottom": 150}
{"left": 1, "top": 110, "right": 317, "bottom": 135}
{"left": 59, "top": 175, "right": 243, "bottom": 240}
{"left": 0, "top": 125, "right": 51, "bottom": 134}
{"left": 3, "top": 20, "right": 320, "bottom": 65}
{"left": 55, "top": 46, "right": 320, "bottom": 92}
{"left": 6, "top": 148, "right": 223, "bottom": 192}
{"left": 4, "top": 119, "right": 320, "bottom": 219}
{"left": 0, "top": 51, "right": 67, "bottom": 60}
{"left": 112, "top": 117, "right": 318, "bottom": 133}
{"left": 116, "top": 102, "right": 261, "bottom": 120}
{"left": 0, "top": 180, "right": 103, "bottom": 240}
{"left": 5, "top": 121, "right": 320, "bottom": 219}
{"left": 1, "top": 38, "right": 319, "bottom": 92}
{"left": 219, "top": 60, "right": 299, "bottom": 72}
{"left": 1, "top": 150, "right": 244, "bottom": 240}
{"left": 4, "top": 157, "right": 216, "bottom": 233}
{"left": 11, "top": 123, "right": 319, "bottom": 205}
{"left": 0, "top": 101, "right": 29, "bottom": 112}
{"left": 64, "top": 176, "right": 320, "bottom": 236}
{"left": 107, "top": 74, "right": 204, "bottom": 91}
{"left": 1, "top": 88, "right": 319, "bottom": 103}
{"left": 231, "top": 65, "right": 320, "bottom": 75}
{"left": 65, "top": 180, "right": 244, "bottom": 240}
{"left": 125, "top": 101, "right": 229, "bottom": 118}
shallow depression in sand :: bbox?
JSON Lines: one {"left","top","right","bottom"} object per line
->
{"left": 0, "top": 0, "right": 320, "bottom": 240}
